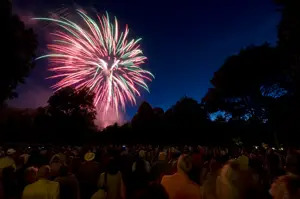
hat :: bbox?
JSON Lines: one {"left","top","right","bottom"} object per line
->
{"left": 84, "top": 152, "right": 95, "bottom": 161}
{"left": 7, "top": 148, "right": 16, "bottom": 155}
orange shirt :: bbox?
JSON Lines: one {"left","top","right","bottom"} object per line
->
{"left": 161, "top": 172, "right": 202, "bottom": 199}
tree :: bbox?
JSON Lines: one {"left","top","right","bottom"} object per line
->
{"left": 35, "top": 87, "right": 97, "bottom": 142}
{"left": 270, "top": 0, "right": 300, "bottom": 145}
{"left": 202, "top": 44, "right": 284, "bottom": 121}
{"left": 1, "top": 0, "right": 37, "bottom": 105}
{"left": 164, "top": 97, "right": 209, "bottom": 143}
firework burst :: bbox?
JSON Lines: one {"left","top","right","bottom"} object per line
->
{"left": 35, "top": 10, "right": 154, "bottom": 115}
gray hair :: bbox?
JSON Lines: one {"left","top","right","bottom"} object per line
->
{"left": 37, "top": 165, "right": 51, "bottom": 179}
{"left": 177, "top": 154, "right": 192, "bottom": 173}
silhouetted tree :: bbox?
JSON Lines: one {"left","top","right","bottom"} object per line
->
{"left": 1, "top": 0, "right": 37, "bottom": 105}
{"left": 269, "top": 0, "right": 300, "bottom": 145}
{"left": 34, "top": 87, "right": 97, "bottom": 142}
{"left": 203, "top": 44, "right": 284, "bottom": 121}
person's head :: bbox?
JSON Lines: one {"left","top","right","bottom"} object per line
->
{"left": 24, "top": 167, "right": 38, "bottom": 184}
{"left": 58, "top": 165, "right": 69, "bottom": 177}
{"left": 286, "top": 151, "right": 300, "bottom": 175}
{"left": 139, "top": 150, "right": 146, "bottom": 159}
{"left": 177, "top": 154, "right": 192, "bottom": 174}
{"left": 6, "top": 148, "right": 16, "bottom": 159}
{"left": 37, "top": 165, "right": 51, "bottom": 180}
{"left": 106, "top": 158, "right": 119, "bottom": 175}
{"left": 158, "top": 152, "right": 166, "bottom": 161}
{"left": 50, "top": 155, "right": 61, "bottom": 164}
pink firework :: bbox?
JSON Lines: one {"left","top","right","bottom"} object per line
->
{"left": 35, "top": 10, "right": 154, "bottom": 115}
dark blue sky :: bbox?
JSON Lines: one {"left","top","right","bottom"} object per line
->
{"left": 11, "top": 0, "right": 281, "bottom": 119}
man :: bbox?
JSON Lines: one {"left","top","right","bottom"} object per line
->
{"left": 22, "top": 165, "right": 59, "bottom": 199}
{"left": 270, "top": 151, "right": 300, "bottom": 199}
{"left": 132, "top": 150, "right": 150, "bottom": 173}
{"left": 151, "top": 152, "right": 169, "bottom": 182}
{"left": 77, "top": 152, "right": 100, "bottom": 199}
{"left": 161, "top": 154, "right": 201, "bottom": 199}
{"left": 55, "top": 165, "right": 80, "bottom": 199}
{"left": 0, "top": 148, "right": 17, "bottom": 175}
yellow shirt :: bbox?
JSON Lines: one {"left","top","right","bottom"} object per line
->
{"left": 0, "top": 156, "right": 16, "bottom": 169}
{"left": 22, "top": 179, "right": 59, "bottom": 199}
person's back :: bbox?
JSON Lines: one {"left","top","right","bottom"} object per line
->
{"left": 2, "top": 166, "right": 20, "bottom": 199}
{"left": 22, "top": 165, "right": 59, "bottom": 199}
{"left": 161, "top": 154, "right": 201, "bottom": 199}
{"left": 270, "top": 151, "right": 300, "bottom": 199}
{"left": 151, "top": 152, "right": 169, "bottom": 182}
{"left": 94, "top": 158, "right": 125, "bottom": 199}
{"left": 55, "top": 166, "right": 80, "bottom": 199}
{"left": 78, "top": 154, "right": 100, "bottom": 184}
{"left": 78, "top": 152, "right": 100, "bottom": 199}
{"left": 97, "top": 172, "right": 124, "bottom": 199}
{"left": 127, "top": 158, "right": 150, "bottom": 199}
{"left": 23, "top": 179, "right": 60, "bottom": 199}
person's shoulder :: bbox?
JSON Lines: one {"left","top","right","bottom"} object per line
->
{"left": 23, "top": 183, "right": 34, "bottom": 190}
{"left": 23, "top": 181, "right": 37, "bottom": 192}
{"left": 161, "top": 174, "right": 173, "bottom": 182}
{"left": 48, "top": 180, "right": 59, "bottom": 187}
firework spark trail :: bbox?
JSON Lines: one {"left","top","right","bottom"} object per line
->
{"left": 35, "top": 10, "right": 154, "bottom": 116}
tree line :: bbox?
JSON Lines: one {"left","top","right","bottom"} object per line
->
{"left": 1, "top": 0, "right": 300, "bottom": 146}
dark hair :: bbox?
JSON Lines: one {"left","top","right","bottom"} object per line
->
{"left": 106, "top": 158, "right": 119, "bottom": 175}
{"left": 286, "top": 151, "right": 300, "bottom": 175}
{"left": 59, "top": 165, "right": 69, "bottom": 177}
{"left": 135, "top": 157, "right": 147, "bottom": 174}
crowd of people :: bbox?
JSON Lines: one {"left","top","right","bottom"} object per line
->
{"left": 0, "top": 144, "right": 299, "bottom": 199}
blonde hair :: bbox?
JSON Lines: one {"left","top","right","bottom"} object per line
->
{"left": 177, "top": 154, "right": 192, "bottom": 173}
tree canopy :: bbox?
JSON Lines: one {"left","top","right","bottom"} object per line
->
{"left": 1, "top": 0, "right": 37, "bottom": 105}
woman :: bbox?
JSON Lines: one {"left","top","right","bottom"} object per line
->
{"left": 92, "top": 158, "right": 125, "bottom": 199}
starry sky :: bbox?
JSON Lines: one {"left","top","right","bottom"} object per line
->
{"left": 10, "top": 0, "right": 281, "bottom": 119}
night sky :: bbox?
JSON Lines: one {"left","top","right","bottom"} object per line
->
{"left": 10, "top": 0, "right": 281, "bottom": 120}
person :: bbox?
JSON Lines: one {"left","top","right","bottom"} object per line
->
{"left": 20, "top": 167, "right": 38, "bottom": 191}
{"left": 270, "top": 151, "right": 300, "bottom": 199}
{"left": 127, "top": 155, "right": 150, "bottom": 199}
{"left": 190, "top": 147, "right": 203, "bottom": 184}
{"left": 201, "top": 158, "right": 223, "bottom": 199}
{"left": 50, "top": 154, "right": 64, "bottom": 179}
{"left": 168, "top": 151, "right": 180, "bottom": 175}
{"left": 92, "top": 158, "right": 125, "bottom": 199}
{"left": 161, "top": 154, "right": 202, "bottom": 199}
{"left": 267, "top": 151, "right": 285, "bottom": 184}
{"left": 0, "top": 148, "right": 17, "bottom": 176}
{"left": 77, "top": 152, "right": 100, "bottom": 199}
{"left": 151, "top": 152, "right": 169, "bottom": 182}
{"left": 55, "top": 165, "right": 80, "bottom": 199}
{"left": 132, "top": 150, "right": 150, "bottom": 173}
{"left": 22, "top": 165, "right": 60, "bottom": 199}
{"left": 215, "top": 155, "right": 254, "bottom": 199}
{"left": 2, "top": 166, "right": 20, "bottom": 199}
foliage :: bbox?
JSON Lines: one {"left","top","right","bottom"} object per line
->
{"left": 0, "top": 0, "right": 37, "bottom": 105}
